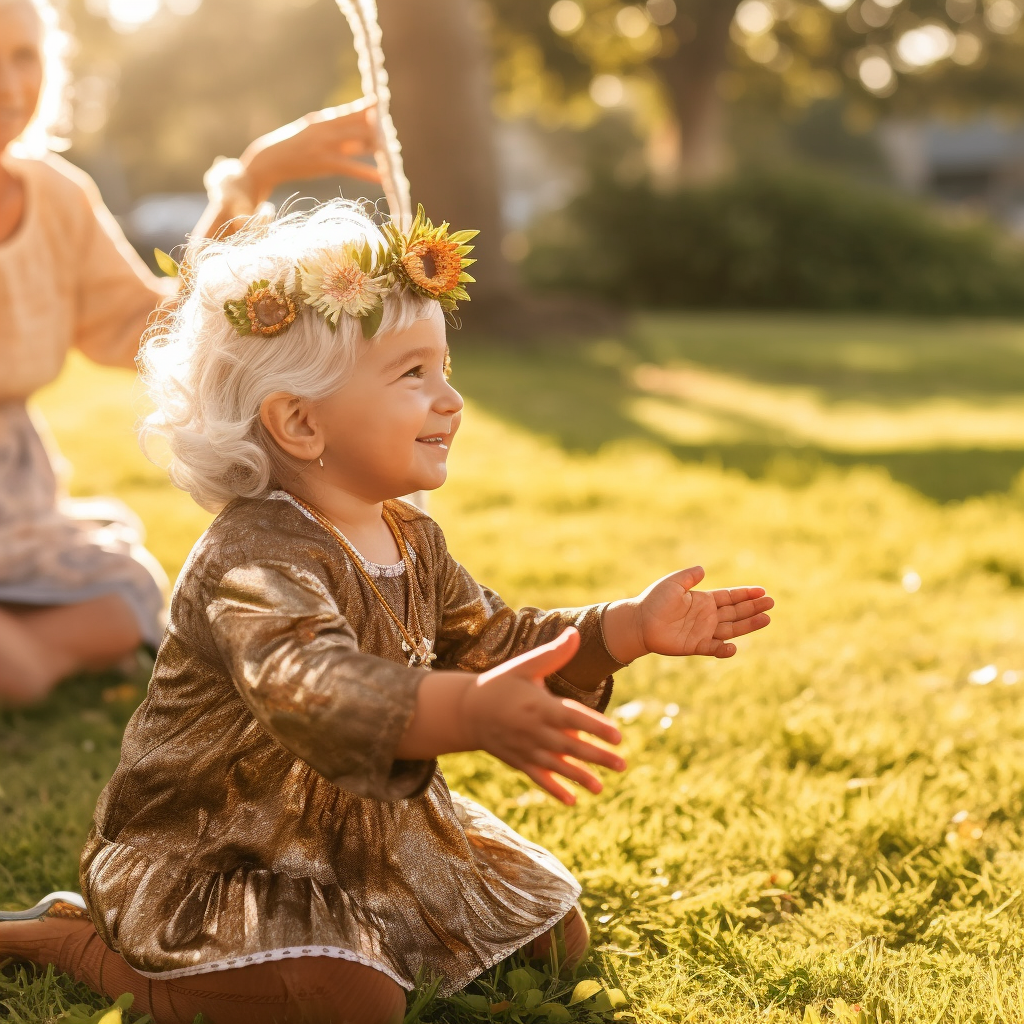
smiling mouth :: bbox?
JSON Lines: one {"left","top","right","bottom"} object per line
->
{"left": 416, "top": 435, "right": 449, "bottom": 450}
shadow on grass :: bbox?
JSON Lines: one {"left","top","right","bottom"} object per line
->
{"left": 454, "top": 316, "right": 1024, "bottom": 503}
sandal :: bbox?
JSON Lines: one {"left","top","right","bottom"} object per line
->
{"left": 0, "top": 892, "right": 89, "bottom": 922}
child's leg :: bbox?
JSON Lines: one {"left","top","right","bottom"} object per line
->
{"left": 526, "top": 904, "right": 590, "bottom": 971}
{"left": 0, "top": 917, "right": 405, "bottom": 1024}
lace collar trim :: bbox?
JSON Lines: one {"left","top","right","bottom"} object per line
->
{"left": 269, "top": 491, "right": 411, "bottom": 578}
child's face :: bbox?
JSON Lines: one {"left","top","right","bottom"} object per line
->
{"left": 314, "top": 304, "right": 464, "bottom": 500}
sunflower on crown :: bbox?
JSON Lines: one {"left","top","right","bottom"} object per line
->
{"left": 214, "top": 205, "right": 477, "bottom": 341}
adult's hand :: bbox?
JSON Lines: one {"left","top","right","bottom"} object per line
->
{"left": 240, "top": 97, "right": 381, "bottom": 205}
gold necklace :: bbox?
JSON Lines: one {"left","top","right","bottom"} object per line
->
{"left": 288, "top": 494, "right": 436, "bottom": 669}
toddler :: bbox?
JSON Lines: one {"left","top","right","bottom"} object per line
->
{"left": 0, "top": 200, "right": 772, "bottom": 1024}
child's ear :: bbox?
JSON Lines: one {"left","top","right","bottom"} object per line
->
{"left": 260, "top": 392, "right": 321, "bottom": 461}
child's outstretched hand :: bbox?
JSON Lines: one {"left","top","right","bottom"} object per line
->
{"left": 603, "top": 566, "right": 773, "bottom": 664}
{"left": 462, "top": 628, "right": 626, "bottom": 805}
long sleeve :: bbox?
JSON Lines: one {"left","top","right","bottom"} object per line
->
{"left": 433, "top": 546, "right": 623, "bottom": 712}
{"left": 0, "top": 154, "right": 174, "bottom": 398}
{"left": 206, "top": 559, "right": 435, "bottom": 801}
{"left": 71, "top": 169, "right": 174, "bottom": 369}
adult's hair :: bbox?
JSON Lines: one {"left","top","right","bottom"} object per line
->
{"left": 139, "top": 199, "right": 437, "bottom": 512}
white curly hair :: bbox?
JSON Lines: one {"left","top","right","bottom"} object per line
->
{"left": 1, "top": 0, "right": 72, "bottom": 155}
{"left": 139, "top": 199, "right": 438, "bottom": 512}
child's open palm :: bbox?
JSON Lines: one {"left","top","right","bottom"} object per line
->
{"left": 637, "top": 566, "right": 773, "bottom": 659}
{"left": 463, "top": 629, "right": 625, "bottom": 805}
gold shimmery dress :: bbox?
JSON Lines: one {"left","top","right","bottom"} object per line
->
{"left": 81, "top": 492, "right": 620, "bottom": 996}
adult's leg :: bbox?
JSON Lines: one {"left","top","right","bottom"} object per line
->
{"left": 0, "top": 595, "right": 141, "bottom": 705}
{"left": 526, "top": 905, "right": 590, "bottom": 972}
{"left": 0, "top": 917, "right": 406, "bottom": 1024}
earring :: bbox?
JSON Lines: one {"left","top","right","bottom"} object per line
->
{"left": 318, "top": 456, "right": 324, "bottom": 468}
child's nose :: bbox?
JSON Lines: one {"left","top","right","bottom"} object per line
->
{"left": 436, "top": 382, "right": 464, "bottom": 416}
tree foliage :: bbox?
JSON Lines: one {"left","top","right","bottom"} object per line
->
{"left": 487, "top": 0, "right": 1024, "bottom": 172}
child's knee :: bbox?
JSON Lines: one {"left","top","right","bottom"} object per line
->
{"left": 561, "top": 906, "right": 590, "bottom": 969}
{"left": 528, "top": 904, "right": 590, "bottom": 971}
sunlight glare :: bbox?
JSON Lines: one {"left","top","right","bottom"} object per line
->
{"left": 858, "top": 54, "right": 895, "bottom": 92}
{"left": 106, "top": 0, "right": 160, "bottom": 30}
{"left": 896, "top": 24, "right": 955, "bottom": 67}
{"left": 901, "top": 570, "right": 922, "bottom": 593}
{"left": 549, "top": 0, "right": 585, "bottom": 34}
{"left": 735, "top": 0, "right": 775, "bottom": 35}
{"left": 968, "top": 665, "right": 998, "bottom": 686}
{"left": 616, "top": 5, "right": 652, "bottom": 38}
{"left": 590, "top": 73, "right": 625, "bottom": 107}
{"left": 984, "top": 0, "right": 1022, "bottom": 33}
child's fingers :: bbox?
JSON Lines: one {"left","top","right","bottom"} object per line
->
{"left": 494, "top": 628, "right": 582, "bottom": 684}
{"left": 538, "top": 728, "right": 627, "bottom": 773}
{"left": 691, "top": 637, "right": 736, "bottom": 658}
{"left": 715, "top": 595, "right": 774, "bottom": 623}
{"left": 713, "top": 612, "right": 771, "bottom": 641}
{"left": 711, "top": 587, "right": 770, "bottom": 608}
{"left": 521, "top": 765, "right": 578, "bottom": 806}
{"left": 669, "top": 566, "right": 705, "bottom": 591}
{"left": 547, "top": 699, "right": 622, "bottom": 746}
{"left": 529, "top": 753, "right": 605, "bottom": 794}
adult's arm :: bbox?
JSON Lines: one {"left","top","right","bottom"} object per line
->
{"left": 74, "top": 100, "right": 380, "bottom": 371}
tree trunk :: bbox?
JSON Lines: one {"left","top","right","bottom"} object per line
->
{"left": 376, "top": 0, "right": 517, "bottom": 319}
{"left": 656, "top": 0, "right": 741, "bottom": 181}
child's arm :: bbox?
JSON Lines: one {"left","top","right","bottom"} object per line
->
{"left": 208, "top": 560, "right": 437, "bottom": 802}
{"left": 601, "top": 566, "right": 774, "bottom": 664}
{"left": 207, "top": 557, "right": 624, "bottom": 808}
{"left": 396, "top": 628, "right": 626, "bottom": 806}
{"left": 433, "top": 543, "right": 623, "bottom": 706}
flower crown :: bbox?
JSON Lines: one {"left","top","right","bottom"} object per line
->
{"left": 219, "top": 205, "right": 478, "bottom": 341}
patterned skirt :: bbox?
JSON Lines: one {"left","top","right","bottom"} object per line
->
{"left": 0, "top": 401, "right": 166, "bottom": 648}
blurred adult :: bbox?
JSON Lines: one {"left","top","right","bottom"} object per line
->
{"left": 0, "top": 0, "right": 380, "bottom": 705}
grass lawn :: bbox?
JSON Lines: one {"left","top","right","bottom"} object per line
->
{"left": 3, "top": 313, "right": 1024, "bottom": 1023}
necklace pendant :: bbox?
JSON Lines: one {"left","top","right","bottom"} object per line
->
{"left": 402, "top": 636, "right": 436, "bottom": 669}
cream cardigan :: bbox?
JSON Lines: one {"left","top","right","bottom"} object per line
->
{"left": 0, "top": 151, "right": 171, "bottom": 400}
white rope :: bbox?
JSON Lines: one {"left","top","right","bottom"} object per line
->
{"left": 335, "top": 0, "right": 413, "bottom": 231}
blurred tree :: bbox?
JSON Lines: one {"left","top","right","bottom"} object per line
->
{"left": 487, "top": 0, "right": 1024, "bottom": 180}
{"left": 377, "top": 0, "right": 517, "bottom": 313}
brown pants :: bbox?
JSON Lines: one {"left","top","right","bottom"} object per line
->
{"left": 0, "top": 910, "right": 588, "bottom": 1024}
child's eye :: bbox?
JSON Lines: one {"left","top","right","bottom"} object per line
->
{"left": 403, "top": 365, "right": 426, "bottom": 379}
